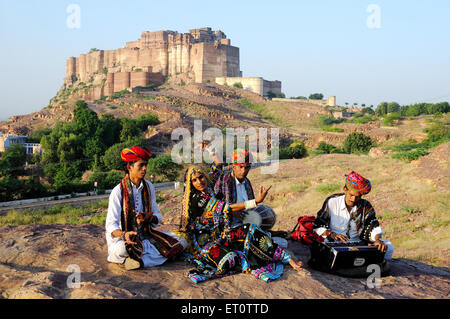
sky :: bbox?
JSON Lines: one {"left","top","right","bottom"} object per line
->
{"left": 0, "top": 0, "right": 449, "bottom": 121}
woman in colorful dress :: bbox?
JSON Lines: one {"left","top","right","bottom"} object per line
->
{"left": 178, "top": 165, "right": 304, "bottom": 283}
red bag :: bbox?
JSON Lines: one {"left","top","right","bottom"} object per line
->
{"left": 290, "top": 216, "right": 324, "bottom": 245}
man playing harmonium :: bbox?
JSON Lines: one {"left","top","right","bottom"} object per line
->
{"left": 313, "top": 171, "right": 394, "bottom": 260}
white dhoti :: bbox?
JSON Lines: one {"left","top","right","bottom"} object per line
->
{"left": 107, "top": 232, "right": 188, "bottom": 268}
{"left": 105, "top": 181, "right": 187, "bottom": 268}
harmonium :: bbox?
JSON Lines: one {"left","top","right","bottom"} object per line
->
{"left": 309, "top": 240, "right": 386, "bottom": 271}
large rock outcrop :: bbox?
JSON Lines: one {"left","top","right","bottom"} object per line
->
{"left": 0, "top": 224, "right": 448, "bottom": 299}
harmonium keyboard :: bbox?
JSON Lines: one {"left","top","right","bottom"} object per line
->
{"left": 310, "top": 241, "right": 386, "bottom": 271}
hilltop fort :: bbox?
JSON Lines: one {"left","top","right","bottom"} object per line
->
{"left": 63, "top": 27, "right": 281, "bottom": 100}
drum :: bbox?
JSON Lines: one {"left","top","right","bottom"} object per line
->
{"left": 243, "top": 205, "right": 277, "bottom": 231}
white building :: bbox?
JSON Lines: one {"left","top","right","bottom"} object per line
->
{"left": 0, "top": 133, "right": 42, "bottom": 155}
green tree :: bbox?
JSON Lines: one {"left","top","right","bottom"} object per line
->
{"left": 382, "top": 112, "right": 401, "bottom": 126}
{"left": 343, "top": 133, "right": 374, "bottom": 154}
{"left": 136, "top": 113, "right": 160, "bottom": 131}
{"left": 0, "top": 143, "right": 27, "bottom": 176}
{"left": 98, "top": 114, "right": 121, "bottom": 147}
{"left": 148, "top": 154, "right": 182, "bottom": 181}
{"left": 361, "top": 107, "right": 375, "bottom": 115}
{"left": 267, "top": 91, "right": 276, "bottom": 99}
{"left": 102, "top": 137, "right": 142, "bottom": 171}
{"left": 376, "top": 102, "right": 388, "bottom": 116}
{"left": 102, "top": 142, "right": 129, "bottom": 171}
{"left": 309, "top": 93, "right": 324, "bottom": 100}
{"left": 405, "top": 103, "right": 426, "bottom": 116}
{"left": 57, "top": 133, "right": 83, "bottom": 163}
{"left": 0, "top": 175, "right": 24, "bottom": 201}
{"left": 73, "top": 100, "right": 100, "bottom": 138}
{"left": 120, "top": 117, "right": 141, "bottom": 142}
{"left": 387, "top": 102, "right": 400, "bottom": 113}
{"left": 316, "top": 142, "right": 342, "bottom": 154}
{"left": 84, "top": 136, "right": 106, "bottom": 160}
{"left": 287, "top": 142, "right": 308, "bottom": 158}
{"left": 27, "top": 127, "right": 52, "bottom": 143}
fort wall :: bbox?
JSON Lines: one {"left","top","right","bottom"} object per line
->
{"left": 64, "top": 27, "right": 241, "bottom": 95}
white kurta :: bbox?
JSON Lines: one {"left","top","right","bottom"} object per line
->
{"left": 105, "top": 179, "right": 186, "bottom": 267}
{"left": 313, "top": 195, "right": 394, "bottom": 260}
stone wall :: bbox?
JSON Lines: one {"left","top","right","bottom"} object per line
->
{"left": 263, "top": 80, "right": 282, "bottom": 97}
{"left": 80, "top": 71, "right": 166, "bottom": 100}
{"left": 65, "top": 27, "right": 240, "bottom": 87}
{"left": 215, "top": 77, "right": 281, "bottom": 97}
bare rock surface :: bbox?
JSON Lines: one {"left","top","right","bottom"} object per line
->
{"left": 0, "top": 224, "right": 448, "bottom": 299}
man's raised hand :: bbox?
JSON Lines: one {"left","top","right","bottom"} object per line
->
{"left": 256, "top": 185, "right": 272, "bottom": 204}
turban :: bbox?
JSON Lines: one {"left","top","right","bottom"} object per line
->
{"left": 345, "top": 171, "right": 371, "bottom": 195}
{"left": 231, "top": 149, "right": 251, "bottom": 165}
{"left": 121, "top": 146, "right": 151, "bottom": 162}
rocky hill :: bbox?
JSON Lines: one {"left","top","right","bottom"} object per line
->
{"left": 0, "top": 223, "right": 448, "bottom": 299}
{"left": 0, "top": 82, "right": 429, "bottom": 155}
{"left": 0, "top": 145, "right": 449, "bottom": 299}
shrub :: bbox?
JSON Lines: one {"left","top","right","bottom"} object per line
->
{"left": 322, "top": 126, "right": 344, "bottom": 133}
{"left": 102, "top": 138, "right": 143, "bottom": 171}
{"left": 315, "top": 142, "right": 343, "bottom": 154}
{"left": 309, "top": 93, "right": 324, "bottom": 100}
{"left": 233, "top": 82, "right": 243, "bottom": 89}
{"left": 351, "top": 114, "right": 377, "bottom": 124}
{"left": 88, "top": 170, "right": 123, "bottom": 190}
{"left": 319, "top": 115, "right": 346, "bottom": 127}
{"left": 361, "top": 107, "right": 375, "bottom": 115}
{"left": 148, "top": 154, "right": 183, "bottom": 181}
{"left": 136, "top": 113, "right": 160, "bottom": 130}
{"left": 391, "top": 148, "right": 429, "bottom": 162}
{"left": 382, "top": 112, "right": 401, "bottom": 126}
{"left": 278, "top": 142, "right": 308, "bottom": 159}
{"left": 343, "top": 133, "right": 374, "bottom": 154}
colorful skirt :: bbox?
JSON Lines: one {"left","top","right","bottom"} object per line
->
{"left": 185, "top": 224, "right": 292, "bottom": 283}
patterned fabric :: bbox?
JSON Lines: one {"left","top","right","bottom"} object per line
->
{"left": 313, "top": 193, "right": 380, "bottom": 242}
{"left": 120, "top": 175, "right": 183, "bottom": 259}
{"left": 185, "top": 223, "right": 292, "bottom": 284}
{"left": 212, "top": 165, "right": 255, "bottom": 205}
{"left": 180, "top": 166, "right": 213, "bottom": 231}
{"left": 231, "top": 149, "right": 250, "bottom": 164}
{"left": 120, "top": 174, "right": 151, "bottom": 233}
{"left": 181, "top": 167, "right": 291, "bottom": 284}
{"left": 252, "top": 263, "right": 285, "bottom": 283}
{"left": 345, "top": 171, "right": 372, "bottom": 195}
{"left": 121, "top": 146, "right": 151, "bottom": 162}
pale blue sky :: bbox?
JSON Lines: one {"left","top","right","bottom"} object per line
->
{"left": 1, "top": 0, "right": 449, "bottom": 121}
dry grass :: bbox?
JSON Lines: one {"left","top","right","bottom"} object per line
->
{"left": 249, "top": 152, "right": 449, "bottom": 267}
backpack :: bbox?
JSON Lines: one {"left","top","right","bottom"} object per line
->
{"left": 290, "top": 216, "right": 324, "bottom": 245}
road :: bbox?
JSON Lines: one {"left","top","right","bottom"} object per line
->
{"left": 0, "top": 183, "right": 177, "bottom": 215}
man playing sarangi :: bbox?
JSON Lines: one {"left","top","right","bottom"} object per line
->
{"left": 105, "top": 146, "right": 187, "bottom": 270}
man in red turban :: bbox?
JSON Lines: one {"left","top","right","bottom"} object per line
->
{"left": 202, "top": 142, "right": 275, "bottom": 233}
{"left": 313, "top": 171, "right": 394, "bottom": 260}
{"left": 105, "top": 146, "right": 187, "bottom": 270}
{"left": 120, "top": 146, "right": 152, "bottom": 162}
